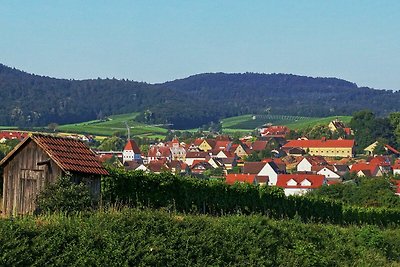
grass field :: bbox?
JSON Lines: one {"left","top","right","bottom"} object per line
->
{"left": 0, "top": 126, "right": 18, "bottom": 130}
{"left": 58, "top": 112, "right": 168, "bottom": 138}
{"left": 284, "top": 116, "right": 352, "bottom": 130}
{"left": 222, "top": 114, "right": 352, "bottom": 130}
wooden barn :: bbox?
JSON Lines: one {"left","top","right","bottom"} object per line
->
{"left": 0, "top": 134, "right": 109, "bottom": 216}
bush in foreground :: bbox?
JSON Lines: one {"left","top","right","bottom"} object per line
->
{"left": 35, "top": 175, "right": 94, "bottom": 214}
{"left": 0, "top": 209, "right": 399, "bottom": 266}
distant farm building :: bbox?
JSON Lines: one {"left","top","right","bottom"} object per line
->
{"left": 1, "top": 134, "right": 108, "bottom": 216}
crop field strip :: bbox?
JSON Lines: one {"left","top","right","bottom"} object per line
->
{"left": 58, "top": 112, "right": 169, "bottom": 137}
{"left": 222, "top": 114, "right": 352, "bottom": 130}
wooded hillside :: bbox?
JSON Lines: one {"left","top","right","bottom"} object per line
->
{"left": 1, "top": 64, "right": 399, "bottom": 129}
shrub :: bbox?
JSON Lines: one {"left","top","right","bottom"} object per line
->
{"left": 35, "top": 175, "right": 94, "bottom": 214}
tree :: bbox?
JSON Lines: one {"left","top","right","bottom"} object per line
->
{"left": 373, "top": 139, "right": 388, "bottom": 155}
{"left": 307, "top": 125, "right": 332, "bottom": 139}
{"left": 349, "top": 110, "right": 396, "bottom": 154}
{"left": 47, "top": 122, "right": 59, "bottom": 132}
{"left": 98, "top": 136, "right": 125, "bottom": 151}
{"left": 389, "top": 112, "right": 400, "bottom": 146}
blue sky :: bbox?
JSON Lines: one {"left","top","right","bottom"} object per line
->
{"left": 1, "top": 1, "right": 399, "bottom": 89}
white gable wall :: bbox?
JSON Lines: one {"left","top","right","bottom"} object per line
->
{"left": 259, "top": 163, "right": 278, "bottom": 185}
{"left": 317, "top": 168, "right": 341, "bottom": 179}
{"left": 300, "top": 179, "right": 312, "bottom": 186}
{"left": 297, "top": 158, "right": 312, "bottom": 172}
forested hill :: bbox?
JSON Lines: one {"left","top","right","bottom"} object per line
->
{"left": 1, "top": 63, "right": 399, "bottom": 129}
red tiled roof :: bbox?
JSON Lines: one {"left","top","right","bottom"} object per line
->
{"left": 0, "top": 131, "right": 28, "bottom": 140}
{"left": 276, "top": 174, "right": 325, "bottom": 189}
{"left": 225, "top": 174, "right": 257, "bottom": 185}
{"left": 283, "top": 139, "right": 355, "bottom": 148}
{"left": 193, "top": 138, "right": 204, "bottom": 146}
{"left": 191, "top": 159, "right": 208, "bottom": 166}
{"left": 148, "top": 161, "right": 169, "bottom": 172}
{"left": 124, "top": 140, "right": 141, "bottom": 154}
{"left": 304, "top": 156, "right": 328, "bottom": 166}
{"left": 261, "top": 126, "right": 290, "bottom": 136}
{"left": 242, "top": 162, "right": 266, "bottom": 174}
{"left": 350, "top": 163, "right": 378, "bottom": 174}
{"left": 147, "top": 146, "right": 171, "bottom": 157}
{"left": 327, "top": 180, "right": 341, "bottom": 185}
{"left": 214, "top": 141, "right": 231, "bottom": 150}
{"left": 251, "top": 140, "right": 268, "bottom": 151}
{"left": 98, "top": 154, "right": 113, "bottom": 163}
{"left": 369, "top": 156, "right": 391, "bottom": 166}
{"left": 344, "top": 128, "right": 352, "bottom": 135}
{"left": 215, "top": 135, "right": 231, "bottom": 141}
{"left": 186, "top": 151, "right": 209, "bottom": 158}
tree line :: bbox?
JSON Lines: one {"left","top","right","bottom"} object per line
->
{"left": 1, "top": 64, "right": 400, "bottom": 129}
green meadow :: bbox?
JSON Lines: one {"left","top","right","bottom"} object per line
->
{"left": 58, "top": 112, "right": 168, "bottom": 139}
{"left": 222, "top": 114, "right": 352, "bottom": 131}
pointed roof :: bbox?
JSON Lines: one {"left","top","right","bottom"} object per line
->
{"left": 0, "top": 134, "right": 108, "bottom": 176}
{"left": 276, "top": 174, "right": 325, "bottom": 189}
{"left": 242, "top": 162, "right": 266, "bottom": 174}
{"left": 124, "top": 140, "right": 141, "bottom": 154}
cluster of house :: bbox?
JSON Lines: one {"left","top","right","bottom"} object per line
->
{"left": 0, "top": 131, "right": 28, "bottom": 143}
{"left": 1, "top": 120, "right": 400, "bottom": 216}
{"left": 95, "top": 119, "right": 400, "bottom": 197}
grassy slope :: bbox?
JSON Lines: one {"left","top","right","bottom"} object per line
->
{"left": 58, "top": 112, "right": 168, "bottom": 138}
{"left": 284, "top": 115, "right": 352, "bottom": 130}
{"left": 222, "top": 114, "right": 352, "bottom": 130}
{"left": 0, "top": 126, "right": 18, "bottom": 130}
{"left": 1, "top": 209, "right": 399, "bottom": 266}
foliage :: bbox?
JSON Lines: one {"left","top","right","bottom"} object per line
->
{"left": 0, "top": 209, "right": 400, "bottom": 266}
{"left": 1, "top": 64, "right": 400, "bottom": 129}
{"left": 97, "top": 136, "right": 125, "bottom": 151}
{"left": 307, "top": 177, "right": 400, "bottom": 208}
{"left": 350, "top": 110, "right": 397, "bottom": 153}
{"left": 35, "top": 175, "right": 94, "bottom": 214}
{"left": 101, "top": 168, "right": 400, "bottom": 226}
{"left": 203, "top": 167, "right": 224, "bottom": 177}
{"left": 58, "top": 112, "right": 168, "bottom": 138}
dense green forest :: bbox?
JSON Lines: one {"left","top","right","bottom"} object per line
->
{"left": 1, "top": 63, "right": 400, "bottom": 129}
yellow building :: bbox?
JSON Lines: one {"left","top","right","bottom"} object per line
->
{"left": 283, "top": 138, "right": 355, "bottom": 158}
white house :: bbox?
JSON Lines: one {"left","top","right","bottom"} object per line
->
{"left": 242, "top": 161, "right": 281, "bottom": 185}
{"left": 296, "top": 156, "right": 327, "bottom": 172}
{"left": 316, "top": 167, "right": 341, "bottom": 180}
{"left": 276, "top": 174, "right": 326, "bottom": 196}
{"left": 123, "top": 140, "right": 142, "bottom": 163}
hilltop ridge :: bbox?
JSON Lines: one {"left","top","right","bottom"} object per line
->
{"left": 0, "top": 63, "right": 399, "bottom": 129}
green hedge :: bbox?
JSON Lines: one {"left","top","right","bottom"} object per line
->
{"left": 102, "top": 169, "right": 344, "bottom": 223}
{"left": 101, "top": 169, "right": 400, "bottom": 226}
{"left": 0, "top": 209, "right": 400, "bottom": 266}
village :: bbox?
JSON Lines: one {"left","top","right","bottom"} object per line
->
{"left": 2, "top": 117, "right": 398, "bottom": 205}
